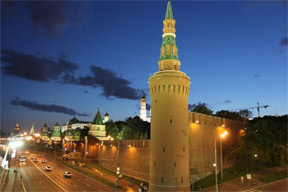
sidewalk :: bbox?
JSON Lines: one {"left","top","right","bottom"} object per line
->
{"left": 203, "top": 166, "right": 287, "bottom": 192}
{"left": 0, "top": 158, "right": 24, "bottom": 192}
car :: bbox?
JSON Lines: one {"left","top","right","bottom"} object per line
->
{"left": 31, "top": 156, "right": 35, "bottom": 160}
{"left": 45, "top": 166, "right": 52, "bottom": 171}
{"left": 33, "top": 159, "right": 38, "bottom": 162}
{"left": 64, "top": 171, "right": 72, "bottom": 178}
{"left": 42, "top": 159, "right": 47, "bottom": 163}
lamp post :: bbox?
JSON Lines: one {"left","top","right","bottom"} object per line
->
{"left": 214, "top": 138, "right": 218, "bottom": 192}
{"left": 220, "top": 131, "right": 228, "bottom": 180}
{"left": 116, "top": 139, "right": 120, "bottom": 187}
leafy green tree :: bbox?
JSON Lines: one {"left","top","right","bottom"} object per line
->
{"left": 117, "top": 125, "right": 132, "bottom": 140}
{"left": 105, "top": 120, "right": 119, "bottom": 137}
{"left": 192, "top": 105, "right": 213, "bottom": 115}
{"left": 215, "top": 110, "right": 243, "bottom": 121}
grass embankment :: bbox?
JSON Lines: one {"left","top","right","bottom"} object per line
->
{"left": 86, "top": 163, "right": 149, "bottom": 187}
{"left": 259, "top": 169, "right": 288, "bottom": 183}
{"left": 193, "top": 165, "right": 270, "bottom": 190}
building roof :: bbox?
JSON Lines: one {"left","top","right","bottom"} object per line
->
{"left": 165, "top": 0, "right": 174, "bottom": 19}
{"left": 92, "top": 109, "right": 104, "bottom": 125}
{"left": 104, "top": 112, "right": 109, "bottom": 117}
{"left": 55, "top": 122, "right": 59, "bottom": 126}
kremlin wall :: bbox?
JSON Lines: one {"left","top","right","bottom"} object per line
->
{"left": 82, "top": 111, "right": 244, "bottom": 183}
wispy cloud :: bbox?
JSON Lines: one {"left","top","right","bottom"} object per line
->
{"left": 1, "top": 49, "right": 144, "bottom": 100}
{"left": 280, "top": 37, "right": 288, "bottom": 46}
{"left": 253, "top": 74, "right": 261, "bottom": 78}
{"left": 61, "top": 66, "right": 144, "bottom": 100}
{"left": 10, "top": 97, "right": 89, "bottom": 116}
{"left": 1, "top": 49, "right": 79, "bottom": 82}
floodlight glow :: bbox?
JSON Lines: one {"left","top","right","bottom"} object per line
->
{"left": 10, "top": 140, "right": 23, "bottom": 148}
{"left": 34, "top": 133, "right": 40, "bottom": 137}
{"left": 26, "top": 136, "right": 32, "bottom": 140}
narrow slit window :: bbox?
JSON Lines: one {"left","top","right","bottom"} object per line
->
{"left": 170, "top": 119, "right": 172, "bottom": 124}
{"left": 163, "top": 147, "right": 165, "bottom": 152}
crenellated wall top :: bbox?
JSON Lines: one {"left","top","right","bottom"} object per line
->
{"left": 189, "top": 111, "right": 245, "bottom": 130}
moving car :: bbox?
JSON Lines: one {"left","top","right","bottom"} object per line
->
{"left": 31, "top": 156, "right": 35, "bottom": 160}
{"left": 45, "top": 166, "right": 52, "bottom": 171}
{"left": 42, "top": 159, "right": 47, "bottom": 163}
{"left": 33, "top": 158, "right": 38, "bottom": 162}
{"left": 64, "top": 171, "right": 72, "bottom": 178}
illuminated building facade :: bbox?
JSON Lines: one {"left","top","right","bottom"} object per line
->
{"left": 149, "top": 1, "right": 190, "bottom": 191}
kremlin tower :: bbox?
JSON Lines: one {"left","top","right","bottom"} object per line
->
{"left": 149, "top": 1, "right": 191, "bottom": 191}
{"left": 140, "top": 95, "right": 147, "bottom": 121}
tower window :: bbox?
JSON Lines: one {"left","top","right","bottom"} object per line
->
{"left": 183, "top": 147, "right": 185, "bottom": 152}
{"left": 161, "top": 177, "right": 164, "bottom": 183}
{"left": 155, "top": 99, "right": 157, "bottom": 104}
{"left": 170, "top": 119, "right": 172, "bottom": 124}
{"left": 163, "top": 147, "right": 165, "bottom": 152}
{"left": 174, "top": 162, "right": 176, "bottom": 167}
{"left": 181, "top": 177, "right": 183, "bottom": 183}
{"left": 154, "top": 162, "right": 156, "bottom": 167}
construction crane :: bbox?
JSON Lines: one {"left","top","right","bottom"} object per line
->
{"left": 229, "top": 103, "right": 269, "bottom": 118}
{"left": 235, "top": 103, "right": 269, "bottom": 118}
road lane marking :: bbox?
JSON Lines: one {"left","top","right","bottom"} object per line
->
{"left": 27, "top": 158, "right": 67, "bottom": 192}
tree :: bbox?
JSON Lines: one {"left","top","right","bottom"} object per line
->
{"left": 192, "top": 105, "right": 213, "bottom": 115}
{"left": 215, "top": 110, "right": 243, "bottom": 121}
{"left": 117, "top": 125, "right": 132, "bottom": 140}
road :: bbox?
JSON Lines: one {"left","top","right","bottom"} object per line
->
{"left": 16, "top": 151, "right": 115, "bottom": 191}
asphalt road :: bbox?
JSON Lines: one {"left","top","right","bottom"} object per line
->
{"left": 17, "top": 151, "right": 115, "bottom": 191}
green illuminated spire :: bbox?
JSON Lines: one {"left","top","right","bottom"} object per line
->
{"left": 92, "top": 108, "right": 104, "bottom": 125}
{"left": 165, "top": 0, "right": 174, "bottom": 19}
{"left": 159, "top": 0, "right": 179, "bottom": 62}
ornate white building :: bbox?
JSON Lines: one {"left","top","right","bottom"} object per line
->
{"left": 140, "top": 96, "right": 151, "bottom": 123}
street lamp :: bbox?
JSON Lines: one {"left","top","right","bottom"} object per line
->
{"left": 220, "top": 131, "right": 228, "bottom": 180}
{"left": 214, "top": 138, "right": 218, "bottom": 192}
{"left": 108, "top": 136, "right": 120, "bottom": 187}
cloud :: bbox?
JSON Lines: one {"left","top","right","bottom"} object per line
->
{"left": 26, "top": 1, "right": 94, "bottom": 38}
{"left": 11, "top": 97, "right": 89, "bottom": 117}
{"left": 1, "top": 49, "right": 79, "bottom": 82}
{"left": 61, "top": 66, "right": 143, "bottom": 100}
{"left": 223, "top": 100, "right": 231, "bottom": 104}
{"left": 280, "top": 37, "right": 288, "bottom": 46}
{"left": 253, "top": 74, "right": 261, "bottom": 78}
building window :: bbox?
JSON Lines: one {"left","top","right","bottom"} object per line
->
{"left": 163, "top": 147, "right": 165, "bottom": 152}
{"left": 183, "top": 147, "right": 185, "bottom": 152}
{"left": 161, "top": 177, "right": 164, "bottom": 183}
{"left": 154, "top": 162, "right": 156, "bottom": 167}
{"left": 174, "top": 162, "right": 176, "bottom": 167}
{"left": 170, "top": 119, "right": 172, "bottom": 124}
{"left": 181, "top": 177, "right": 183, "bottom": 183}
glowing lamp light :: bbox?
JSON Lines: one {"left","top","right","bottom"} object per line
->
{"left": 110, "top": 138, "right": 114, "bottom": 141}
{"left": 34, "top": 133, "right": 40, "bottom": 137}
{"left": 25, "top": 136, "right": 32, "bottom": 140}
{"left": 73, "top": 150, "right": 76, "bottom": 152}
{"left": 196, "top": 120, "right": 199, "bottom": 124}
{"left": 213, "top": 163, "right": 216, "bottom": 167}
{"left": 24, "top": 132, "right": 27, "bottom": 135}
{"left": 255, "top": 154, "right": 258, "bottom": 158}
{"left": 222, "top": 124, "right": 225, "bottom": 128}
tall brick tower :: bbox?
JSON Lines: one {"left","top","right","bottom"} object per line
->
{"left": 149, "top": 1, "right": 191, "bottom": 191}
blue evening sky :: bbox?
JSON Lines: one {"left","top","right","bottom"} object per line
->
{"left": 1, "top": 0, "right": 287, "bottom": 134}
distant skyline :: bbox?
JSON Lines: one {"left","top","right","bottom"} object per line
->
{"left": 1, "top": 0, "right": 287, "bottom": 134}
